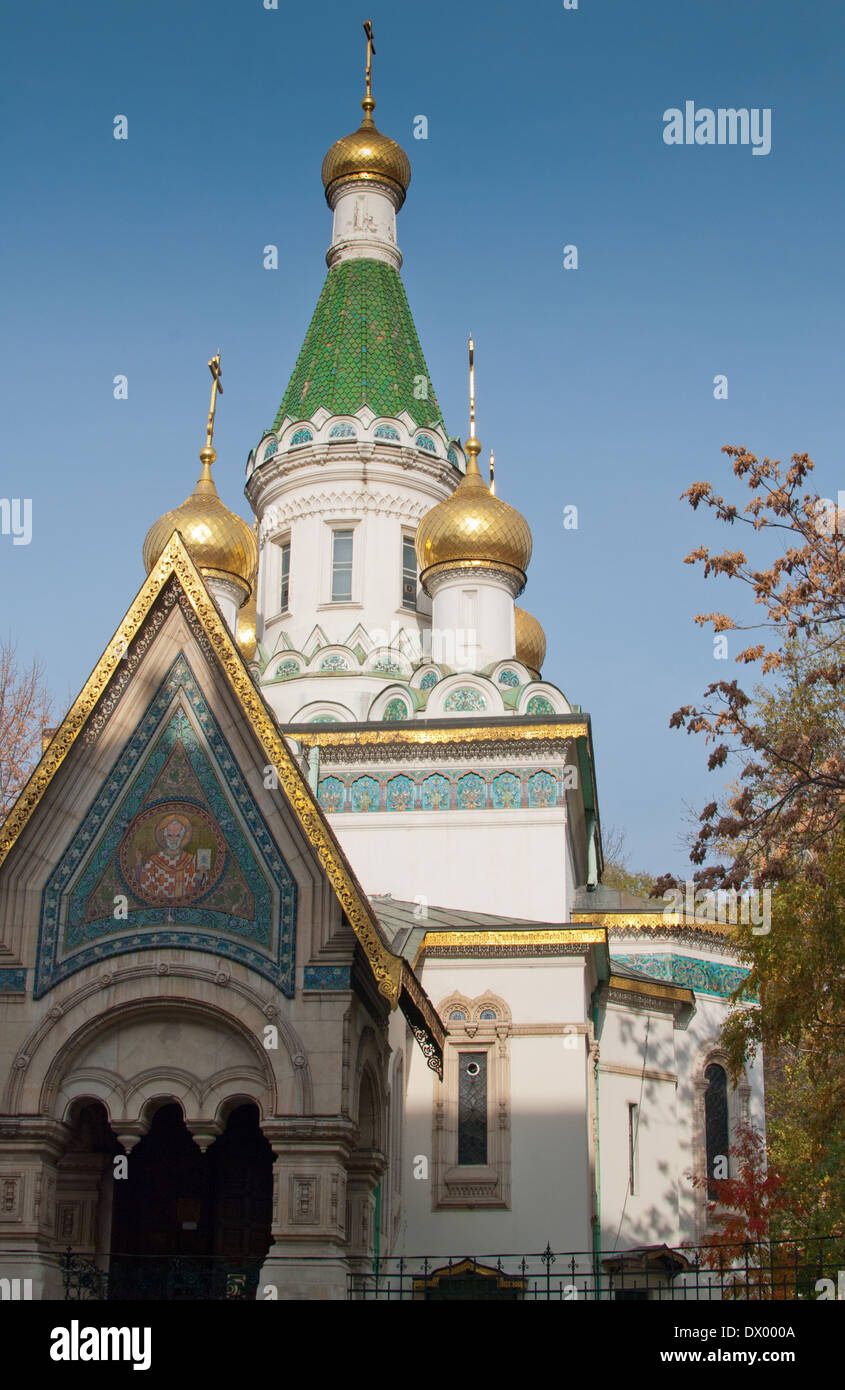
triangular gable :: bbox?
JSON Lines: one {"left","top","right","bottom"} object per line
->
{"left": 0, "top": 533, "right": 402, "bottom": 1007}
{"left": 35, "top": 654, "right": 297, "bottom": 998}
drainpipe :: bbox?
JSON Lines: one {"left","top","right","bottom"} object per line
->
{"left": 591, "top": 993, "right": 602, "bottom": 1293}
{"left": 372, "top": 1181, "right": 381, "bottom": 1278}
{"left": 585, "top": 813, "right": 598, "bottom": 889}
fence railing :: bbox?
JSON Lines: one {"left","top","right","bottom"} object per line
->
{"left": 348, "top": 1236, "right": 844, "bottom": 1301}
{"left": 60, "top": 1250, "right": 264, "bottom": 1301}
{"left": 51, "top": 1235, "right": 842, "bottom": 1301}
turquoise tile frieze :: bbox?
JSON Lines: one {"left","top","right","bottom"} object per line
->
{"left": 317, "top": 766, "right": 566, "bottom": 813}
{"left": 611, "top": 953, "right": 753, "bottom": 1000}
{"left": 0, "top": 968, "right": 26, "bottom": 994}
{"left": 36, "top": 655, "right": 297, "bottom": 998}
{"left": 304, "top": 965, "right": 351, "bottom": 990}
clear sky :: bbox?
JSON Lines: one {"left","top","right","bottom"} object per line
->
{"left": 3, "top": 0, "right": 844, "bottom": 877}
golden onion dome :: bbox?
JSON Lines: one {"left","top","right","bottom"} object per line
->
{"left": 322, "top": 95, "right": 411, "bottom": 208}
{"left": 142, "top": 446, "right": 258, "bottom": 598}
{"left": 514, "top": 605, "right": 546, "bottom": 678}
{"left": 236, "top": 586, "right": 258, "bottom": 661}
{"left": 415, "top": 437, "right": 533, "bottom": 588}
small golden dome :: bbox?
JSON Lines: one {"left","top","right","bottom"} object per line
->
{"left": 322, "top": 96, "right": 411, "bottom": 207}
{"left": 236, "top": 587, "right": 258, "bottom": 661}
{"left": 142, "top": 446, "right": 258, "bottom": 598}
{"left": 415, "top": 438, "right": 533, "bottom": 587}
{"left": 514, "top": 605, "right": 546, "bottom": 678}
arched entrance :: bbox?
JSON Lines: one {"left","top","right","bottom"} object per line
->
{"left": 109, "top": 1102, "right": 273, "bottom": 1300}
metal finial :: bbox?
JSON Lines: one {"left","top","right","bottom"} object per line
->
{"left": 363, "top": 19, "right": 376, "bottom": 109}
{"left": 465, "top": 335, "right": 482, "bottom": 472}
{"left": 204, "top": 351, "right": 223, "bottom": 460}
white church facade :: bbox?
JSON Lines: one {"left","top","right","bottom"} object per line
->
{"left": 0, "top": 34, "right": 762, "bottom": 1301}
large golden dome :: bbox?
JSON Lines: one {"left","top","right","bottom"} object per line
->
{"left": 322, "top": 96, "right": 411, "bottom": 207}
{"left": 142, "top": 446, "right": 258, "bottom": 598}
{"left": 415, "top": 439, "right": 532, "bottom": 588}
{"left": 514, "top": 606, "right": 546, "bottom": 678}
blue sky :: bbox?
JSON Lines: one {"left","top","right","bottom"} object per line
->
{"left": 3, "top": 0, "right": 844, "bottom": 876}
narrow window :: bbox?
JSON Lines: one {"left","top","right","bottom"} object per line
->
{"left": 331, "top": 529, "right": 353, "bottom": 602}
{"left": 402, "top": 536, "right": 417, "bottom": 611}
{"left": 705, "top": 1063, "right": 729, "bottom": 1197}
{"left": 628, "top": 1102, "right": 638, "bottom": 1196}
{"left": 280, "top": 541, "right": 291, "bottom": 611}
{"left": 458, "top": 1052, "right": 487, "bottom": 1165}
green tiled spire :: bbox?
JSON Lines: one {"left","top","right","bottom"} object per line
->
{"left": 274, "top": 259, "right": 444, "bottom": 431}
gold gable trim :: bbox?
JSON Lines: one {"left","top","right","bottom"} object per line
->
{"left": 0, "top": 532, "right": 402, "bottom": 1007}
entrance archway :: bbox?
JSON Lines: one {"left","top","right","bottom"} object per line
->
{"left": 109, "top": 1102, "right": 273, "bottom": 1299}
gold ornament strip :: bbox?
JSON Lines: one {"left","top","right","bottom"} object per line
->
{"left": 0, "top": 533, "right": 403, "bottom": 1008}
{"left": 419, "top": 928, "right": 606, "bottom": 951}
{"left": 607, "top": 973, "right": 694, "bottom": 1005}
{"left": 295, "top": 722, "right": 590, "bottom": 747}
{"left": 572, "top": 911, "right": 738, "bottom": 938}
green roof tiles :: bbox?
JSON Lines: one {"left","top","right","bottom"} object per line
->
{"left": 274, "top": 259, "right": 444, "bottom": 431}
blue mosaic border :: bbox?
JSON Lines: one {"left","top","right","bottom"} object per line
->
{"left": 303, "top": 965, "right": 351, "bottom": 990}
{"left": 36, "top": 655, "right": 297, "bottom": 998}
{"left": 0, "top": 968, "right": 26, "bottom": 994}
{"left": 611, "top": 953, "right": 753, "bottom": 1000}
{"left": 317, "top": 767, "right": 564, "bottom": 813}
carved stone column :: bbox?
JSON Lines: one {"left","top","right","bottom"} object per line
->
{"left": 257, "top": 1117, "right": 358, "bottom": 1301}
{"left": 55, "top": 1152, "right": 109, "bottom": 1255}
{"left": 345, "top": 1145, "right": 386, "bottom": 1277}
{"left": 0, "top": 1117, "right": 71, "bottom": 1298}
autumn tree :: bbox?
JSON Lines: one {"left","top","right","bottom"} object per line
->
{"left": 600, "top": 825, "right": 656, "bottom": 899}
{"left": 0, "top": 635, "right": 53, "bottom": 825}
{"left": 665, "top": 446, "right": 845, "bottom": 891}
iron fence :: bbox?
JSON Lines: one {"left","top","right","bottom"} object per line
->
{"left": 60, "top": 1249, "right": 264, "bottom": 1301}
{"left": 50, "top": 1234, "right": 842, "bottom": 1301}
{"left": 348, "top": 1236, "right": 844, "bottom": 1301}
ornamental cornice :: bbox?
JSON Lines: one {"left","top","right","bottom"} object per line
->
{"left": 258, "top": 487, "right": 434, "bottom": 538}
{"left": 605, "top": 984, "right": 689, "bottom": 1016}
{"left": 246, "top": 442, "right": 457, "bottom": 507}
{"left": 315, "top": 735, "right": 575, "bottom": 766}
{"left": 425, "top": 564, "right": 526, "bottom": 598}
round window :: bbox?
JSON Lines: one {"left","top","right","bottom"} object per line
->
{"left": 465, "top": 1061, "right": 480, "bottom": 1077}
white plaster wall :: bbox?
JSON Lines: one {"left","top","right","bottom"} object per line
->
{"left": 596, "top": 1005, "right": 680, "bottom": 1247}
{"left": 327, "top": 809, "right": 568, "bottom": 921}
{"left": 328, "top": 186, "right": 400, "bottom": 269}
{"left": 399, "top": 959, "right": 594, "bottom": 1255}
{"left": 429, "top": 572, "right": 518, "bottom": 673}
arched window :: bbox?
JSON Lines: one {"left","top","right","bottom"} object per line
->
{"left": 704, "top": 1063, "right": 729, "bottom": 1196}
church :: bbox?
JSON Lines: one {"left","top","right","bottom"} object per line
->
{"left": 0, "top": 28, "right": 762, "bottom": 1301}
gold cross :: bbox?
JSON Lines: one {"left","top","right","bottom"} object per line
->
{"left": 206, "top": 351, "right": 223, "bottom": 449}
{"left": 363, "top": 19, "right": 376, "bottom": 99}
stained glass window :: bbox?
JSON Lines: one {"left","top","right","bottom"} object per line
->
{"left": 458, "top": 1052, "right": 487, "bottom": 1165}
{"left": 705, "top": 1063, "right": 729, "bottom": 1197}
